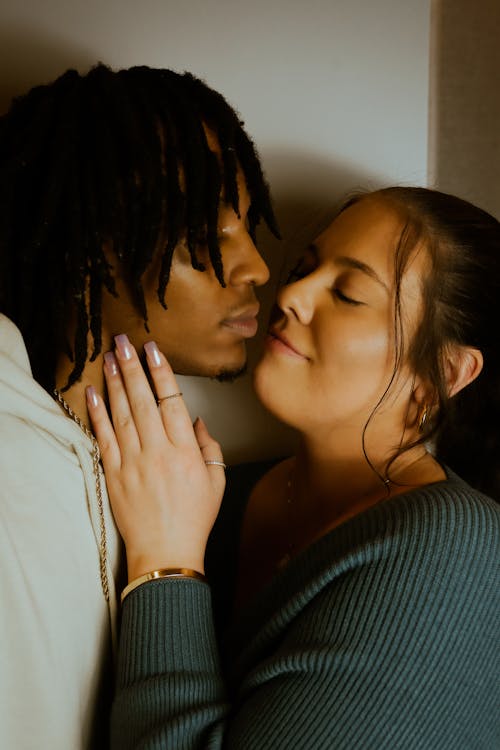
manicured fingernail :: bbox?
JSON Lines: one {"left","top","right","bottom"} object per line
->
{"left": 114, "top": 334, "right": 133, "bottom": 360}
{"left": 86, "top": 385, "right": 99, "bottom": 408}
{"left": 144, "top": 341, "right": 162, "bottom": 367}
{"left": 104, "top": 351, "right": 119, "bottom": 375}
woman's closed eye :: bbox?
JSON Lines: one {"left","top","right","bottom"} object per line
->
{"left": 333, "top": 287, "right": 362, "bottom": 306}
{"left": 286, "top": 254, "right": 364, "bottom": 306}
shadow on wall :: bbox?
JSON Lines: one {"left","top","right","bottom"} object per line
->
{"left": 0, "top": 22, "right": 95, "bottom": 114}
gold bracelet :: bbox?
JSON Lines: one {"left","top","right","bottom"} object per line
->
{"left": 121, "top": 568, "right": 207, "bottom": 604}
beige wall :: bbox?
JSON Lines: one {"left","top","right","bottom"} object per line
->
{"left": 429, "top": 0, "right": 500, "bottom": 218}
{"left": 0, "top": 1, "right": 431, "bottom": 462}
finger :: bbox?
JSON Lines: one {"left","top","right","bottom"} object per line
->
{"left": 86, "top": 386, "right": 121, "bottom": 472}
{"left": 113, "top": 335, "right": 167, "bottom": 449}
{"left": 103, "top": 349, "right": 141, "bottom": 455}
{"left": 194, "top": 417, "right": 226, "bottom": 495}
{"left": 144, "top": 341, "right": 198, "bottom": 447}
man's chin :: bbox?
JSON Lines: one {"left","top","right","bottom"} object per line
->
{"left": 213, "top": 362, "right": 248, "bottom": 383}
{"left": 164, "top": 349, "right": 248, "bottom": 382}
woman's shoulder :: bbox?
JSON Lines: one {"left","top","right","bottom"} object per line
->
{"left": 332, "top": 471, "right": 500, "bottom": 584}
{"left": 290, "top": 473, "right": 499, "bottom": 632}
{"left": 282, "top": 471, "right": 499, "bottom": 601}
{"left": 388, "top": 470, "right": 500, "bottom": 536}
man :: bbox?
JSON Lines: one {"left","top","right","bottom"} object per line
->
{"left": 0, "top": 64, "right": 278, "bottom": 749}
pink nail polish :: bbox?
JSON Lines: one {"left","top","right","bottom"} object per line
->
{"left": 114, "top": 334, "right": 133, "bottom": 360}
{"left": 144, "top": 341, "right": 162, "bottom": 367}
{"left": 104, "top": 351, "right": 119, "bottom": 375}
{"left": 86, "top": 385, "right": 99, "bottom": 408}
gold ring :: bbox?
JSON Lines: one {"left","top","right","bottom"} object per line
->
{"left": 157, "top": 392, "right": 183, "bottom": 405}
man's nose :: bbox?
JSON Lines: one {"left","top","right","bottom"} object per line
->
{"left": 226, "top": 233, "right": 270, "bottom": 287}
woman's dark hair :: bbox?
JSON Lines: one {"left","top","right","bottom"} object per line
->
{"left": 0, "top": 64, "right": 279, "bottom": 391}
{"left": 353, "top": 187, "right": 500, "bottom": 499}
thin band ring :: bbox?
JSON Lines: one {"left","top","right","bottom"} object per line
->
{"left": 157, "top": 392, "right": 183, "bottom": 405}
{"left": 204, "top": 460, "right": 227, "bottom": 469}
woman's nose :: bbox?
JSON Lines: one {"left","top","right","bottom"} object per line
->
{"left": 276, "top": 276, "right": 315, "bottom": 325}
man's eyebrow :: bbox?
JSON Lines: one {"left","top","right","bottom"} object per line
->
{"left": 308, "top": 243, "right": 389, "bottom": 293}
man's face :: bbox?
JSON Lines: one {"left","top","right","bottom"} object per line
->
{"left": 106, "top": 175, "right": 270, "bottom": 379}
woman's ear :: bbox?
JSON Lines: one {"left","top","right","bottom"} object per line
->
{"left": 443, "top": 345, "right": 483, "bottom": 398}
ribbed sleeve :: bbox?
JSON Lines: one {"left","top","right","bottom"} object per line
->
{"left": 111, "top": 478, "right": 500, "bottom": 749}
{"left": 111, "top": 579, "right": 228, "bottom": 749}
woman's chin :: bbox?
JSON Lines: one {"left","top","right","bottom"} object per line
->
{"left": 252, "top": 363, "right": 296, "bottom": 427}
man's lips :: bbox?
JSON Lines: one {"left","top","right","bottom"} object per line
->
{"left": 221, "top": 305, "right": 260, "bottom": 338}
{"left": 266, "top": 328, "right": 308, "bottom": 359}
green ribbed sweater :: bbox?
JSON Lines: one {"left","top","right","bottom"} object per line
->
{"left": 111, "top": 466, "right": 499, "bottom": 749}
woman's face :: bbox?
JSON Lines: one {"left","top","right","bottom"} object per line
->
{"left": 253, "top": 196, "right": 427, "bottom": 441}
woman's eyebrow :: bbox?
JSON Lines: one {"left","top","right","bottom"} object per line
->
{"left": 308, "top": 243, "right": 389, "bottom": 293}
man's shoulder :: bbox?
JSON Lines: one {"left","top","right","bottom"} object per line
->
{"left": 0, "top": 411, "right": 82, "bottom": 496}
{"left": 0, "top": 411, "right": 43, "bottom": 459}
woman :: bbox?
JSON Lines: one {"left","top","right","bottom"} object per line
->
{"left": 88, "top": 187, "right": 500, "bottom": 749}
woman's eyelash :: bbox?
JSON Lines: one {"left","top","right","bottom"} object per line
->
{"left": 333, "top": 288, "right": 361, "bottom": 306}
{"left": 287, "top": 260, "right": 363, "bottom": 306}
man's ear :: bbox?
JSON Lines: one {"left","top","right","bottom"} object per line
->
{"left": 443, "top": 345, "right": 483, "bottom": 398}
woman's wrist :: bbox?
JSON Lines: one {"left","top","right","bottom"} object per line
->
{"left": 121, "top": 567, "right": 208, "bottom": 604}
{"left": 126, "top": 551, "right": 206, "bottom": 582}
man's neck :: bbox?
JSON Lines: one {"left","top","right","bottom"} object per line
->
{"left": 54, "top": 352, "right": 107, "bottom": 431}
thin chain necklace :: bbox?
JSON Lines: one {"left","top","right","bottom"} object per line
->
{"left": 276, "top": 465, "right": 392, "bottom": 571}
{"left": 276, "top": 470, "right": 296, "bottom": 571}
{"left": 53, "top": 389, "right": 110, "bottom": 603}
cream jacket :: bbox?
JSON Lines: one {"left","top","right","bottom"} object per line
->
{"left": 0, "top": 314, "right": 121, "bottom": 749}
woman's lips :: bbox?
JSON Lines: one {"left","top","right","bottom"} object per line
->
{"left": 265, "top": 330, "right": 308, "bottom": 359}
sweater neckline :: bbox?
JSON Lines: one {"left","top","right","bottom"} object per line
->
{"left": 226, "top": 469, "right": 460, "bottom": 659}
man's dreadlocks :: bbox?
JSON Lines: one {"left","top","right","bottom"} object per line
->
{"left": 0, "top": 64, "right": 279, "bottom": 391}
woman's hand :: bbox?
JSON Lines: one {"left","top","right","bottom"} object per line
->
{"left": 86, "top": 334, "right": 226, "bottom": 581}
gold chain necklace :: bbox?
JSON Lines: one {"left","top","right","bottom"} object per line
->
{"left": 53, "top": 389, "right": 110, "bottom": 603}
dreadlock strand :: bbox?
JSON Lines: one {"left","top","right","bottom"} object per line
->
{"left": 125, "top": 69, "right": 168, "bottom": 282}
{"left": 205, "top": 149, "right": 225, "bottom": 287}
{"left": 221, "top": 139, "right": 240, "bottom": 217}
{"left": 185, "top": 74, "right": 244, "bottom": 219}
{"left": 64, "top": 294, "right": 89, "bottom": 391}
{"left": 166, "top": 81, "right": 211, "bottom": 271}
{"left": 234, "top": 127, "right": 280, "bottom": 239}
{"left": 190, "top": 70, "right": 278, "bottom": 238}
{"left": 153, "top": 97, "right": 184, "bottom": 302}
{"left": 156, "top": 105, "right": 185, "bottom": 306}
